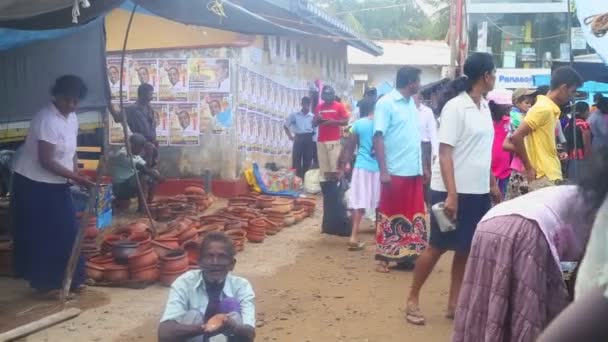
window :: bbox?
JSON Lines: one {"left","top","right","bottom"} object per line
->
{"left": 468, "top": 12, "right": 568, "bottom": 68}
{"left": 275, "top": 36, "right": 281, "bottom": 57}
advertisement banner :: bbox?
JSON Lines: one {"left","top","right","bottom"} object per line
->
{"left": 168, "top": 103, "right": 200, "bottom": 146}
{"left": 128, "top": 59, "right": 158, "bottom": 101}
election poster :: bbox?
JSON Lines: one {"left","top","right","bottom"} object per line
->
{"left": 159, "top": 59, "right": 188, "bottom": 102}
{"left": 188, "top": 58, "right": 230, "bottom": 91}
{"left": 107, "top": 58, "right": 127, "bottom": 101}
{"left": 200, "top": 92, "right": 232, "bottom": 134}
{"left": 168, "top": 103, "right": 200, "bottom": 146}
{"left": 128, "top": 59, "right": 158, "bottom": 101}
{"left": 151, "top": 103, "right": 169, "bottom": 146}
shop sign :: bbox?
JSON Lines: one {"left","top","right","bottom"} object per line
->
{"left": 495, "top": 68, "right": 550, "bottom": 89}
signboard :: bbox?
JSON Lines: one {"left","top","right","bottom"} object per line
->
{"left": 495, "top": 68, "right": 551, "bottom": 89}
{"left": 571, "top": 27, "right": 587, "bottom": 50}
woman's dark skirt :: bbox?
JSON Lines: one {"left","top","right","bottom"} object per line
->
{"left": 11, "top": 172, "right": 85, "bottom": 291}
{"left": 429, "top": 190, "right": 491, "bottom": 253}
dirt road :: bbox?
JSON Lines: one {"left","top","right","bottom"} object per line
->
{"left": 17, "top": 211, "right": 454, "bottom": 341}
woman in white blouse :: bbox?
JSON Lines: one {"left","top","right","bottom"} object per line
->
{"left": 12, "top": 75, "right": 93, "bottom": 299}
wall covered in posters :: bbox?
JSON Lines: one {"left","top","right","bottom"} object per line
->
{"left": 106, "top": 35, "right": 350, "bottom": 179}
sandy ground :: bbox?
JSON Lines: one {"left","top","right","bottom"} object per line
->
{"left": 6, "top": 207, "right": 454, "bottom": 342}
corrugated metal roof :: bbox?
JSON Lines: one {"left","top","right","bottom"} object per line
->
{"left": 348, "top": 40, "right": 449, "bottom": 66}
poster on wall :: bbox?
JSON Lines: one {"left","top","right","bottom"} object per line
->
{"left": 151, "top": 103, "right": 170, "bottom": 146}
{"left": 200, "top": 92, "right": 232, "bottom": 134}
{"left": 249, "top": 72, "right": 259, "bottom": 109}
{"left": 188, "top": 58, "right": 230, "bottom": 91}
{"left": 159, "top": 59, "right": 188, "bottom": 102}
{"left": 168, "top": 103, "right": 200, "bottom": 146}
{"left": 237, "top": 107, "right": 247, "bottom": 151}
{"left": 108, "top": 103, "right": 130, "bottom": 145}
{"left": 107, "top": 58, "right": 127, "bottom": 101}
{"left": 128, "top": 59, "right": 158, "bottom": 101}
{"left": 246, "top": 110, "right": 257, "bottom": 152}
{"left": 237, "top": 66, "right": 249, "bottom": 106}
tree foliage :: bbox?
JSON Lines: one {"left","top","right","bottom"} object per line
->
{"left": 311, "top": 0, "right": 449, "bottom": 40}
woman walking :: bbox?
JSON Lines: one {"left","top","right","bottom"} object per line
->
{"left": 487, "top": 89, "right": 513, "bottom": 196}
{"left": 405, "top": 53, "right": 501, "bottom": 324}
{"left": 338, "top": 98, "right": 379, "bottom": 250}
{"left": 12, "top": 75, "right": 93, "bottom": 299}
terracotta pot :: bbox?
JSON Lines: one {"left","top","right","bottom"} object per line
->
{"left": 160, "top": 250, "right": 189, "bottom": 272}
{"left": 199, "top": 215, "right": 229, "bottom": 225}
{"left": 89, "top": 255, "right": 114, "bottom": 267}
{"left": 160, "top": 265, "right": 189, "bottom": 287}
{"left": 111, "top": 240, "right": 139, "bottom": 261}
{"left": 131, "top": 263, "right": 160, "bottom": 282}
{"left": 224, "top": 220, "right": 243, "bottom": 231}
{"left": 127, "top": 222, "right": 150, "bottom": 234}
{"left": 184, "top": 186, "right": 206, "bottom": 196}
{"left": 177, "top": 227, "right": 198, "bottom": 243}
{"left": 182, "top": 240, "right": 201, "bottom": 265}
{"left": 198, "top": 223, "right": 224, "bottom": 235}
{"left": 226, "top": 229, "right": 247, "bottom": 241}
{"left": 86, "top": 262, "right": 105, "bottom": 281}
{"left": 283, "top": 213, "right": 296, "bottom": 226}
{"left": 82, "top": 246, "right": 100, "bottom": 260}
{"left": 84, "top": 224, "right": 98, "bottom": 239}
{"left": 154, "top": 236, "right": 180, "bottom": 250}
{"left": 128, "top": 248, "right": 159, "bottom": 270}
{"left": 129, "top": 232, "right": 152, "bottom": 252}
{"left": 272, "top": 198, "right": 294, "bottom": 213}
{"left": 256, "top": 195, "right": 275, "bottom": 208}
{"left": 247, "top": 232, "right": 265, "bottom": 243}
{"left": 151, "top": 241, "right": 177, "bottom": 258}
{"left": 104, "top": 264, "right": 129, "bottom": 283}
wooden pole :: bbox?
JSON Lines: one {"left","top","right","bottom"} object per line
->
{"left": 117, "top": 4, "right": 157, "bottom": 236}
{"left": 0, "top": 308, "right": 81, "bottom": 341}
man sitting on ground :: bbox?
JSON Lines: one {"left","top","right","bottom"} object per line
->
{"left": 158, "top": 232, "right": 256, "bottom": 342}
{"left": 109, "top": 133, "right": 163, "bottom": 212}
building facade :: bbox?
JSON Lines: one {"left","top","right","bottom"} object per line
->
{"left": 467, "top": 0, "right": 573, "bottom": 88}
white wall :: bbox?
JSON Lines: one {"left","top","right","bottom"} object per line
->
{"left": 350, "top": 64, "right": 444, "bottom": 97}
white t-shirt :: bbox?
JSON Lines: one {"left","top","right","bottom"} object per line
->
{"left": 13, "top": 102, "right": 79, "bottom": 184}
{"left": 418, "top": 104, "right": 439, "bottom": 158}
{"left": 430, "top": 92, "right": 494, "bottom": 194}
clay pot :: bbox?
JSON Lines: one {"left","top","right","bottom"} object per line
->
{"left": 182, "top": 240, "right": 201, "bottom": 265}
{"left": 199, "top": 215, "right": 228, "bottom": 225}
{"left": 247, "top": 232, "right": 265, "bottom": 243}
{"left": 160, "top": 250, "right": 189, "bottom": 273}
{"left": 198, "top": 223, "right": 224, "bottom": 235}
{"left": 131, "top": 264, "right": 160, "bottom": 282}
{"left": 154, "top": 237, "right": 180, "bottom": 250}
{"left": 224, "top": 220, "right": 243, "bottom": 231}
{"left": 104, "top": 264, "right": 129, "bottom": 283}
{"left": 177, "top": 227, "right": 198, "bottom": 243}
{"left": 128, "top": 248, "right": 159, "bottom": 270}
{"left": 129, "top": 232, "right": 152, "bottom": 252}
{"left": 160, "top": 265, "right": 189, "bottom": 287}
{"left": 226, "top": 229, "right": 247, "bottom": 241}
{"left": 184, "top": 186, "right": 206, "bottom": 196}
{"left": 127, "top": 222, "right": 150, "bottom": 234}
{"left": 102, "top": 234, "right": 122, "bottom": 253}
{"left": 81, "top": 245, "right": 100, "bottom": 260}
{"left": 86, "top": 262, "right": 105, "bottom": 281}
{"left": 84, "top": 224, "right": 98, "bottom": 239}
{"left": 89, "top": 255, "right": 115, "bottom": 267}
{"left": 256, "top": 195, "right": 275, "bottom": 208}
{"left": 111, "top": 240, "right": 139, "bottom": 261}
{"left": 271, "top": 198, "right": 294, "bottom": 213}
{"left": 151, "top": 241, "right": 177, "bottom": 258}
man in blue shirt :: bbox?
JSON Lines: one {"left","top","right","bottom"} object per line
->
{"left": 158, "top": 232, "right": 255, "bottom": 342}
{"left": 284, "top": 96, "right": 315, "bottom": 178}
{"left": 373, "top": 66, "right": 429, "bottom": 273}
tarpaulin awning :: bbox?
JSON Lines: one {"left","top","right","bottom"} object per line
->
{"left": 0, "top": 18, "right": 109, "bottom": 123}
{"left": 553, "top": 54, "right": 608, "bottom": 83}
{"left": 575, "top": 0, "right": 608, "bottom": 66}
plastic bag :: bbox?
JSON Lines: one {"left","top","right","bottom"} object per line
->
{"left": 303, "top": 168, "right": 321, "bottom": 194}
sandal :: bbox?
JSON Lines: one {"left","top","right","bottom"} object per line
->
{"left": 375, "top": 261, "right": 390, "bottom": 273}
{"left": 347, "top": 241, "right": 365, "bottom": 251}
{"left": 405, "top": 304, "right": 426, "bottom": 325}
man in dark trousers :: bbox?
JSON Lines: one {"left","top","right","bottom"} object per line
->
{"left": 284, "top": 96, "right": 315, "bottom": 179}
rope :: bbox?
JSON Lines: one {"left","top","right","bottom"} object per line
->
{"left": 208, "top": 0, "right": 227, "bottom": 18}
{"left": 584, "top": 12, "right": 608, "bottom": 37}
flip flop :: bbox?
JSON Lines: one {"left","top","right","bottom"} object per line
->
{"left": 405, "top": 304, "right": 426, "bottom": 325}
{"left": 374, "top": 261, "right": 390, "bottom": 273}
{"left": 347, "top": 241, "right": 365, "bottom": 251}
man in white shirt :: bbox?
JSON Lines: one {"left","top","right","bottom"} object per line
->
{"left": 415, "top": 94, "right": 438, "bottom": 205}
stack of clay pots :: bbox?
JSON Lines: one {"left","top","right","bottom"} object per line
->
{"left": 159, "top": 250, "right": 189, "bottom": 286}
{"left": 226, "top": 228, "right": 247, "bottom": 251}
{"left": 295, "top": 197, "right": 316, "bottom": 216}
{"left": 81, "top": 215, "right": 100, "bottom": 259}
{"left": 245, "top": 218, "right": 267, "bottom": 242}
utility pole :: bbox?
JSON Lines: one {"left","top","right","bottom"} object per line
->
{"left": 448, "top": 0, "right": 458, "bottom": 78}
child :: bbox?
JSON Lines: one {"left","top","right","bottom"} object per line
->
{"left": 565, "top": 101, "right": 592, "bottom": 162}
{"left": 337, "top": 98, "right": 379, "bottom": 250}
{"left": 504, "top": 88, "right": 535, "bottom": 199}
{"left": 487, "top": 89, "right": 513, "bottom": 196}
